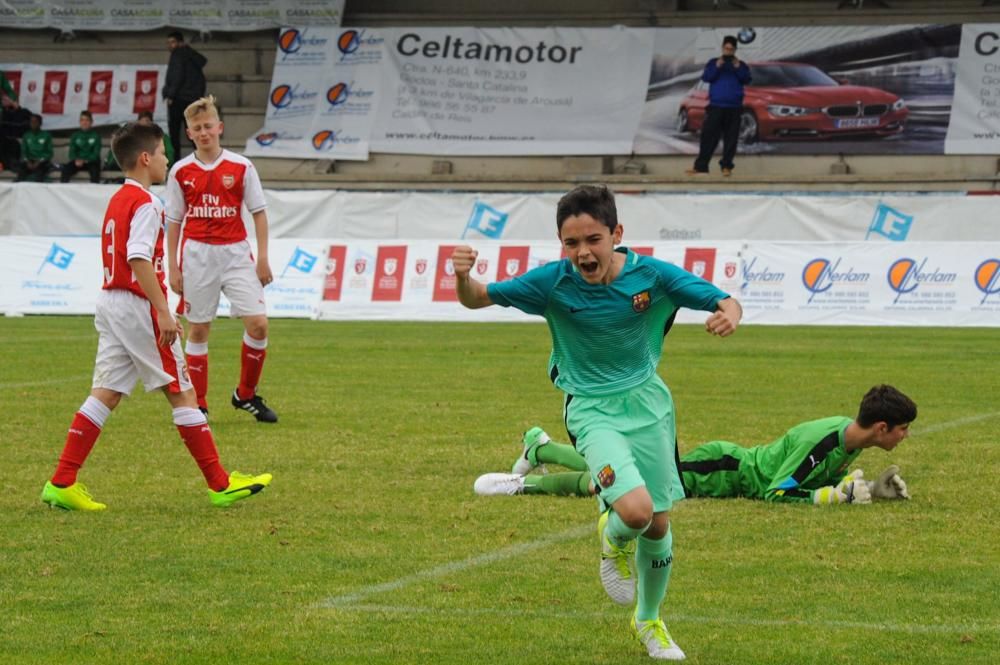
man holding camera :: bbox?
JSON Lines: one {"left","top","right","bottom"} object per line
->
{"left": 686, "top": 35, "right": 751, "bottom": 177}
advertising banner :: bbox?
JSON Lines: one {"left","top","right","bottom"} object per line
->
{"left": 0, "top": 237, "right": 326, "bottom": 319}
{"left": 740, "top": 241, "right": 1000, "bottom": 326}
{"left": 245, "top": 25, "right": 378, "bottom": 160}
{"left": 945, "top": 24, "right": 1000, "bottom": 153}
{"left": 0, "top": 0, "right": 344, "bottom": 31}
{"left": 2, "top": 63, "right": 166, "bottom": 129}
{"left": 3, "top": 235, "right": 998, "bottom": 326}
{"left": 367, "top": 26, "right": 653, "bottom": 155}
{"left": 243, "top": 22, "right": 1000, "bottom": 157}
{"left": 4, "top": 185, "right": 1000, "bottom": 244}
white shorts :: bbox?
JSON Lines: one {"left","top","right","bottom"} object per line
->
{"left": 180, "top": 239, "right": 266, "bottom": 323}
{"left": 92, "top": 289, "right": 193, "bottom": 395}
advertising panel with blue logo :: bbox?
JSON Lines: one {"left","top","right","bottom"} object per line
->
{"left": 245, "top": 24, "right": 379, "bottom": 161}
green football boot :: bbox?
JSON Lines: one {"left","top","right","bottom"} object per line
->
{"left": 41, "top": 481, "right": 107, "bottom": 511}
{"left": 208, "top": 471, "right": 273, "bottom": 507}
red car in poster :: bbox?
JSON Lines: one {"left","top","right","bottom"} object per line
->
{"left": 676, "top": 61, "right": 908, "bottom": 143}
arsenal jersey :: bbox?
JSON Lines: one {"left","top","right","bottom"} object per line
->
{"left": 101, "top": 178, "right": 167, "bottom": 299}
{"left": 165, "top": 149, "right": 267, "bottom": 244}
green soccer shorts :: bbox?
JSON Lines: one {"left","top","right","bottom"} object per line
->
{"left": 564, "top": 373, "right": 685, "bottom": 513}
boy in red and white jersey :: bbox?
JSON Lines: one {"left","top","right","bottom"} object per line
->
{"left": 40, "top": 121, "right": 272, "bottom": 511}
{"left": 165, "top": 95, "right": 277, "bottom": 422}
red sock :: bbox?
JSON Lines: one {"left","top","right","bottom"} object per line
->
{"left": 177, "top": 424, "right": 229, "bottom": 491}
{"left": 237, "top": 342, "right": 267, "bottom": 400}
{"left": 186, "top": 354, "right": 209, "bottom": 409}
{"left": 51, "top": 413, "right": 102, "bottom": 487}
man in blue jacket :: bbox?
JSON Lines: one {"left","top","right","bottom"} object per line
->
{"left": 686, "top": 35, "right": 751, "bottom": 177}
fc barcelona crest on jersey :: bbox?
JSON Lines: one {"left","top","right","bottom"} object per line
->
{"left": 597, "top": 465, "right": 616, "bottom": 489}
{"left": 221, "top": 174, "right": 236, "bottom": 189}
{"left": 632, "top": 290, "right": 651, "bottom": 313}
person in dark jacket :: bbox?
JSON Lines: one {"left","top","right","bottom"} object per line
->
{"left": 0, "top": 100, "right": 31, "bottom": 172}
{"left": 163, "top": 31, "right": 207, "bottom": 161}
{"left": 686, "top": 35, "right": 751, "bottom": 177}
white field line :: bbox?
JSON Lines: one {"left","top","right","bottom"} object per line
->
{"left": 328, "top": 604, "right": 1000, "bottom": 635}
{"left": 318, "top": 412, "right": 1000, "bottom": 620}
{"left": 318, "top": 524, "right": 591, "bottom": 608}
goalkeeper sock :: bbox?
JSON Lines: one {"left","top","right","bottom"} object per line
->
{"left": 635, "top": 526, "right": 673, "bottom": 622}
{"left": 534, "top": 442, "right": 589, "bottom": 471}
{"left": 523, "top": 472, "right": 591, "bottom": 497}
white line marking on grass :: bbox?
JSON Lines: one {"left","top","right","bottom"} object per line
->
{"left": 331, "top": 604, "right": 1000, "bottom": 635}
{"left": 1, "top": 374, "right": 91, "bottom": 389}
{"left": 914, "top": 412, "right": 1000, "bottom": 436}
{"left": 319, "top": 411, "right": 1000, "bottom": 616}
{"left": 317, "top": 524, "right": 591, "bottom": 608}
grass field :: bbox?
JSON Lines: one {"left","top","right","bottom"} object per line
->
{"left": 1, "top": 316, "right": 998, "bottom": 664}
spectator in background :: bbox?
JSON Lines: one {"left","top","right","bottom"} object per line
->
{"left": 61, "top": 110, "right": 102, "bottom": 183}
{"left": 104, "top": 111, "right": 174, "bottom": 181}
{"left": 163, "top": 31, "right": 207, "bottom": 161}
{"left": 16, "top": 113, "right": 52, "bottom": 182}
{"left": 686, "top": 35, "right": 751, "bottom": 177}
{"left": 0, "top": 98, "right": 31, "bottom": 172}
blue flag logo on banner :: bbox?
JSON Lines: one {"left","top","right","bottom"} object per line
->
{"left": 866, "top": 203, "right": 913, "bottom": 241}
{"left": 281, "top": 247, "right": 318, "bottom": 277}
{"left": 37, "top": 243, "right": 75, "bottom": 274}
{"left": 462, "top": 201, "right": 509, "bottom": 239}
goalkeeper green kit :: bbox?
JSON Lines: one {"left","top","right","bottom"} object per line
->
{"left": 679, "top": 416, "right": 861, "bottom": 503}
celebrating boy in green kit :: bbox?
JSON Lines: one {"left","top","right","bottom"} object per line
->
{"left": 452, "top": 184, "right": 741, "bottom": 661}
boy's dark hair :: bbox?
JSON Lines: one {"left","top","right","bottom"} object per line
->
{"left": 137, "top": 110, "right": 154, "bottom": 121}
{"left": 723, "top": 35, "right": 738, "bottom": 48}
{"left": 30, "top": 113, "right": 42, "bottom": 125}
{"left": 167, "top": 30, "right": 184, "bottom": 42}
{"left": 556, "top": 185, "right": 618, "bottom": 232}
{"left": 80, "top": 110, "right": 93, "bottom": 121}
{"left": 857, "top": 385, "right": 917, "bottom": 429}
{"left": 111, "top": 122, "right": 163, "bottom": 171}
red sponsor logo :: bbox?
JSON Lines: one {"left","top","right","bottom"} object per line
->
{"left": 432, "top": 245, "right": 458, "bottom": 302}
{"left": 475, "top": 258, "right": 488, "bottom": 275}
{"left": 119, "top": 80, "right": 128, "bottom": 93}
{"left": 133, "top": 70, "right": 158, "bottom": 114}
{"left": 724, "top": 261, "right": 737, "bottom": 279}
{"left": 88, "top": 70, "right": 113, "bottom": 114}
{"left": 632, "top": 246, "right": 654, "bottom": 256}
{"left": 27, "top": 80, "right": 37, "bottom": 93}
{"left": 322, "top": 245, "right": 347, "bottom": 301}
{"left": 73, "top": 81, "right": 83, "bottom": 94}
{"left": 597, "top": 465, "right": 616, "bottom": 488}
{"left": 372, "top": 245, "right": 407, "bottom": 302}
{"left": 496, "top": 246, "right": 529, "bottom": 282}
{"left": 684, "top": 247, "right": 717, "bottom": 283}
{"left": 42, "top": 71, "right": 68, "bottom": 114}
{"left": 354, "top": 257, "right": 367, "bottom": 274}
{"left": 415, "top": 258, "right": 428, "bottom": 275}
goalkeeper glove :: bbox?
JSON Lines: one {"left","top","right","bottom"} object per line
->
{"left": 813, "top": 471, "right": 872, "bottom": 505}
{"left": 867, "top": 464, "right": 910, "bottom": 500}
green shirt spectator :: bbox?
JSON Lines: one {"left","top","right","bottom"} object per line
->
{"left": 69, "top": 128, "right": 102, "bottom": 162}
{"left": 23, "top": 127, "right": 53, "bottom": 161}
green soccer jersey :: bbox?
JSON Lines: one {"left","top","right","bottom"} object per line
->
{"left": 487, "top": 247, "right": 728, "bottom": 397}
{"left": 68, "top": 129, "right": 101, "bottom": 162}
{"left": 22, "top": 129, "right": 53, "bottom": 161}
{"left": 751, "top": 417, "right": 860, "bottom": 502}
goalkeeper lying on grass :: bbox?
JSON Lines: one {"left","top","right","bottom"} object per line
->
{"left": 475, "top": 384, "right": 915, "bottom": 505}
